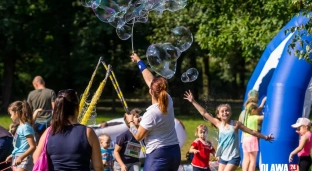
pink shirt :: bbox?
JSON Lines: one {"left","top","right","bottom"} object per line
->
{"left": 298, "top": 132, "right": 312, "bottom": 157}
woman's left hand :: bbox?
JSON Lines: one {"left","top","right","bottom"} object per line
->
{"left": 124, "top": 113, "right": 134, "bottom": 123}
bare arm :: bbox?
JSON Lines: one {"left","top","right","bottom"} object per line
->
{"left": 86, "top": 127, "right": 104, "bottom": 171}
{"left": 289, "top": 134, "right": 309, "bottom": 162}
{"left": 130, "top": 53, "right": 154, "bottom": 88}
{"left": 129, "top": 123, "right": 148, "bottom": 141}
{"left": 33, "top": 129, "right": 48, "bottom": 163}
{"left": 184, "top": 90, "right": 221, "bottom": 128}
{"left": 113, "top": 144, "right": 127, "bottom": 171}
{"left": 189, "top": 146, "right": 199, "bottom": 154}
{"left": 236, "top": 121, "right": 273, "bottom": 141}
{"left": 17, "top": 135, "right": 36, "bottom": 162}
{"left": 33, "top": 109, "right": 43, "bottom": 121}
{"left": 258, "top": 97, "right": 267, "bottom": 113}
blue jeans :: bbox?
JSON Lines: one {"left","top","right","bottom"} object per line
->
{"left": 0, "top": 136, "right": 13, "bottom": 170}
{"left": 144, "top": 144, "right": 181, "bottom": 171}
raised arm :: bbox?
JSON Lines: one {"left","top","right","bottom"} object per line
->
{"left": 130, "top": 53, "right": 154, "bottom": 88}
{"left": 236, "top": 121, "right": 274, "bottom": 141}
{"left": 184, "top": 90, "right": 221, "bottom": 128}
{"left": 258, "top": 96, "right": 267, "bottom": 113}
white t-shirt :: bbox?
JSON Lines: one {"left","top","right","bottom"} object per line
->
{"left": 140, "top": 94, "right": 179, "bottom": 154}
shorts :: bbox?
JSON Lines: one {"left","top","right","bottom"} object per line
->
{"left": 12, "top": 155, "right": 33, "bottom": 171}
{"left": 219, "top": 157, "right": 240, "bottom": 166}
{"left": 242, "top": 136, "right": 258, "bottom": 152}
{"left": 114, "top": 161, "right": 141, "bottom": 171}
{"left": 193, "top": 166, "right": 211, "bottom": 171}
{"left": 143, "top": 144, "right": 181, "bottom": 171}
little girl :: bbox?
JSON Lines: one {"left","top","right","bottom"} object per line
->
{"left": 184, "top": 90, "right": 274, "bottom": 171}
{"left": 189, "top": 124, "right": 215, "bottom": 171}
{"left": 242, "top": 103, "right": 264, "bottom": 171}
{"left": 5, "top": 101, "right": 36, "bottom": 171}
{"left": 289, "top": 118, "right": 312, "bottom": 171}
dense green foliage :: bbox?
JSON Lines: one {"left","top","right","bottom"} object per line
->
{"left": 0, "top": 0, "right": 306, "bottom": 112}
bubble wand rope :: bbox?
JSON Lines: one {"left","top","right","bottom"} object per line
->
{"left": 101, "top": 60, "right": 130, "bottom": 114}
{"left": 131, "top": 18, "right": 135, "bottom": 53}
{"left": 78, "top": 57, "right": 102, "bottom": 118}
{"left": 80, "top": 65, "right": 112, "bottom": 125}
{"left": 101, "top": 60, "right": 146, "bottom": 156}
{"left": 0, "top": 161, "right": 13, "bottom": 171}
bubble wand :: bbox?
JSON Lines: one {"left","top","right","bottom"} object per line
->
{"left": 131, "top": 18, "right": 135, "bottom": 53}
{"left": 101, "top": 60, "right": 146, "bottom": 156}
{"left": 0, "top": 161, "right": 13, "bottom": 171}
{"left": 80, "top": 65, "right": 112, "bottom": 125}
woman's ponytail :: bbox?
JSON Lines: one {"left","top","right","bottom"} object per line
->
{"left": 158, "top": 90, "right": 168, "bottom": 114}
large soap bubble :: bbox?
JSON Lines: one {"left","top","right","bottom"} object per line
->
{"left": 181, "top": 68, "right": 199, "bottom": 82}
{"left": 83, "top": 0, "right": 188, "bottom": 41}
{"left": 146, "top": 43, "right": 181, "bottom": 79}
{"left": 170, "top": 26, "right": 193, "bottom": 52}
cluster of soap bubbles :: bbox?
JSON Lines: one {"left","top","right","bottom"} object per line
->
{"left": 146, "top": 26, "right": 193, "bottom": 79}
{"left": 181, "top": 68, "right": 199, "bottom": 82}
{"left": 82, "top": 0, "right": 187, "bottom": 40}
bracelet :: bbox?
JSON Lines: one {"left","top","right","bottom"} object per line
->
{"left": 137, "top": 60, "right": 147, "bottom": 72}
{"left": 128, "top": 120, "right": 134, "bottom": 124}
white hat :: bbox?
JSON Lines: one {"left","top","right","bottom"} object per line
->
{"left": 291, "top": 118, "right": 311, "bottom": 128}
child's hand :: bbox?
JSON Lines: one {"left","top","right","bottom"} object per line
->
{"left": 265, "top": 134, "right": 274, "bottom": 142}
{"left": 216, "top": 156, "right": 220, "bottom": 162}
{"left": 13, "top": 156, "right": 23, "bottom": 166}
{"left": 289, "top": 153, "right": 294, "bottom": 163}
{"left": 121, "top": 164, "right": 128, "bottom": 171}
{"left": 5, "top": 155, "right": 12, "bottom": 163}
{"left": 193, "top": 149, "right": 200, "bottom": 154}
{"left": 184, "top": 90, "right": 194, "bottom": 103}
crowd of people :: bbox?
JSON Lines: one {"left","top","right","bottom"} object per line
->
{"left": 0, "top": 53, "right": 311, "bottom": 171}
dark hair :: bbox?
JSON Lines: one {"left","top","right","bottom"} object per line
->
{"left": 51, "top": 89, "right": 79, "bottom": 134}
{"left": 150, "top": 77, "right": 168, "bottom": 114}
{"left": 8, "top": 101, "right": 33, "bottom": 125}
{"left": 124, "top": 108, "right": 142, "bottom": 128}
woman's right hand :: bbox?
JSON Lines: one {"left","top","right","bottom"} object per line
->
{"left": 130, "top": 53, "right": 140, "bottom": 63}
{"left": 184, "top": 90, "right": 195, "bottom": 103}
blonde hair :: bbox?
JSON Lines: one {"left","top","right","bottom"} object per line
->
{"left": 195, "top": 124, "right": 208, "bottom": 136}
{"left": 244, "top": 97, "right": 258, "bottom": 107}
{"left": 99, "top": 133, "right": 111, "bottom": 141}
{"left": 244, "top": 103, "right": 258, "bottom": 125}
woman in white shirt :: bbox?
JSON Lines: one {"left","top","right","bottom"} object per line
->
{"left": 124, "top": 53, "right": 181, "bottom": 171}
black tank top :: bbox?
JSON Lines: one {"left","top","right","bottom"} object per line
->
{"left": 47, "top": 124, "right": 92, "bottom": 171}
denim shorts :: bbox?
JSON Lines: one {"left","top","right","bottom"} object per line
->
{"left": 12, "top": 155, "right": 33, "bottom": 171}
{"left": 219, "top": 156, "right": 241, "bottom": 166}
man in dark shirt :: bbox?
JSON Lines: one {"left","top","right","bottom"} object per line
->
{"left": 27, "top": 76, "right": 56, "bottom": 143}
{"left": 0, "top": 125, "right": 13, "bottom": 171}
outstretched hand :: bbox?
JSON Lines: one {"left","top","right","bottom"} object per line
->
{"left": 130, "top": 53, "right": 140, "bottom": 63}
{"left": 184, "top": 90, "right": 195, "bottom": 103}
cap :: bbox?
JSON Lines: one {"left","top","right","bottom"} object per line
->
{"left": 291, "top": 118, "right": 311, "bottom": 128}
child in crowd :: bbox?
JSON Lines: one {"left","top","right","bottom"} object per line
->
{"left": 99, "top": 133, "right": 114, "bottom": 171}
{"left": 114, "top": 108, "right": 142, "bottom": 171}
{"left": 184, "top": 90, "right": 274, "bottom": 171}
{"left": 242, "top": 103, "right": 265, "bottom": 171}
{"left": 289, "top": 118, "right": 312, "bottom": 171}
{"left": 5, "top": 101, "right": 36, "bottom": 171}
{"left": 189, "top": 124, "right": 215, "bottom": 171}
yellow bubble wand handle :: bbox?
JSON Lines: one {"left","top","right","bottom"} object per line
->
{"left": 101, "top": 60, "right": 130, "bottom": 114}
{"left": 80, "top": 65, "right": 111, "bottom": 125}
{"left": 78, "top": 57, "right": 102, "bottom": 118}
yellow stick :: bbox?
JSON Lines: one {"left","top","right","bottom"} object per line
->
{"left": 80, "top": 65, "right": 111, "bottom": 125}
{"left": 101, "top": 60, "right": 130, "bottom": 114}
{"left": 78, "top": 58, "right": 102, "bottom": 118}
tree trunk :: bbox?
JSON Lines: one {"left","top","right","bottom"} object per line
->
{"left": 1, "top": 55, "right": 17, "bottom": 112}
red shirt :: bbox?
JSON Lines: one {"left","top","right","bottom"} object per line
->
{"left": 191, "top": 138, "right": 215, "bottom": 169}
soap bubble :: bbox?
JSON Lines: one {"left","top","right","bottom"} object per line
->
{"left": 170, "top": 26, "right": 193, "bottom": 52}
{"left": 116, "top": 25, "right": 132, "bottom": 40}
{"left": 146, "top": 43, "right": 181, "bottom": 79}
{"left": 181, "top": 68, "right": 199, "bottom": 82}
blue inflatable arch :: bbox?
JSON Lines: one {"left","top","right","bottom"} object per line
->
{"left": 241, "top": 13, "right": 312, "bottom": 170}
